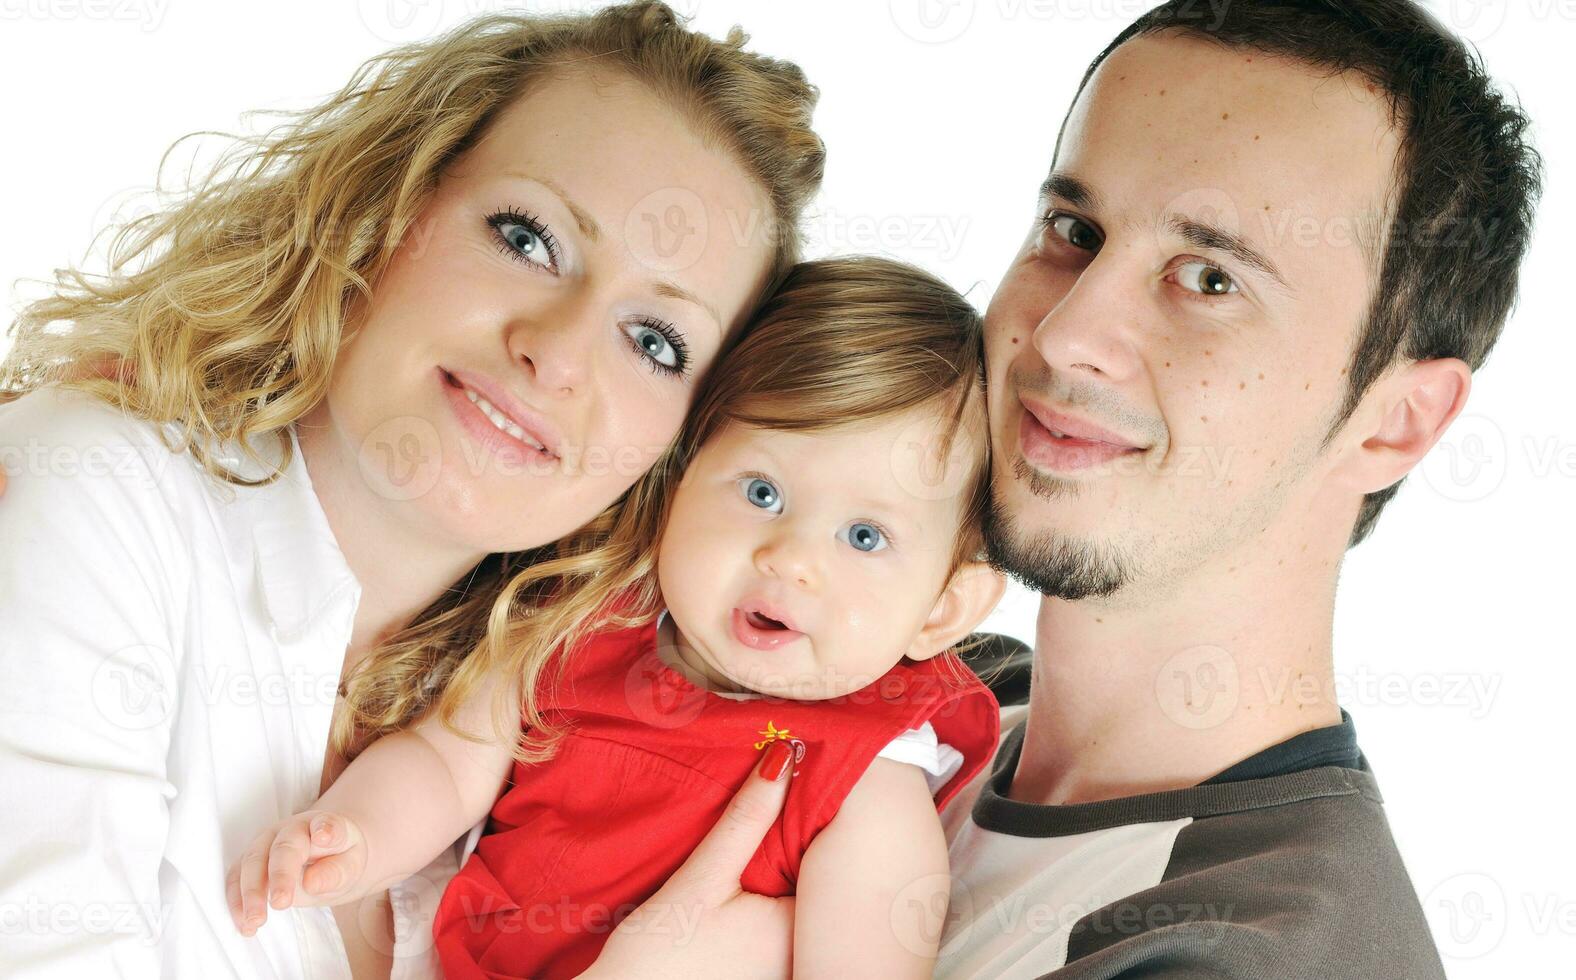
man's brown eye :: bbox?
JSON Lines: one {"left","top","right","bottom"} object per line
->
{"left": 1049, "top": 214, "right": 1102, "bottom": 251}
{"left": 1176, "top": 261, "right": 1239, "bottom": 297}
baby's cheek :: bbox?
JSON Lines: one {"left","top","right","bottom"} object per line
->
{"left": 823, "top": 601, "right": 906, "bottom": 688}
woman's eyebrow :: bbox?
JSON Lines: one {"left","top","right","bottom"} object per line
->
{"left": 501, "top": 170, "right": 602, "bottom": 242}
{"left": 652, "top": 280, "right": 722, "bottom": 333}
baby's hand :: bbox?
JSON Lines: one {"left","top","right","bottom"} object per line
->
{"left": 225, "top": 810, "right": 367, "bottom": 936}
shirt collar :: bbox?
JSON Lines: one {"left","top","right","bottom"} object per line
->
{"left": 234, "top": 426, "right": 362, "bottom": 643}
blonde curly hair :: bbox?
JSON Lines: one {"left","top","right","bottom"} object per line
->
{"left": 0, "top": 1, "right": 825, "bottom": 758}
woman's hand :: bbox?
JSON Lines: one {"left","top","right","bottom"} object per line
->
{"left": 225, "top": 811, "right": 369, "bottom": 936}
{"left": 578, "top": 738, "right": 802, "bottom": 980}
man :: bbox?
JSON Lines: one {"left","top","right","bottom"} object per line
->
{"left": 588, "top": 1, "right": 1540, "bottom": 977}
{"left": 934, "top": 0, "right": 1539, "bottom": 975}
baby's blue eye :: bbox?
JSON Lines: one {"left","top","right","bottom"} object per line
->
{"left": 740, "top": 477, "right": 782, "bottom": 513}
{"left": 840, "top": 521, "right": 887, "bottom": 553}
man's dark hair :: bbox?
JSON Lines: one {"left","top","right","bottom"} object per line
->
{"left": 1059, "top": 0, "right": 1542, "bottom": 546}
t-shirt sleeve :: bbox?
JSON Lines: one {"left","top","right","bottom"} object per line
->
{"left": 873, "top": 720, "right": 965, "bottom": 797}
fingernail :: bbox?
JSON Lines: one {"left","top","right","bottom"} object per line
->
{"left": 758, "top": 740, "right": 792, "bottom": 781}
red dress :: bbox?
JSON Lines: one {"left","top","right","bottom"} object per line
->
{"left": 431, "top": 612, "right": 1001, "bottom": 980}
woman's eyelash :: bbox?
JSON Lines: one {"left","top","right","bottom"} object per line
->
{"left": 627, "top": 316, "right": 691, "bottom": 379}
{"left": 485, "top": 206, "right": 560, "bottom": 269}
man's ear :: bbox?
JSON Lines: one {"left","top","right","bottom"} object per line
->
{"left": 1333, "top": 357, "right": 1472, "bottom": 495}
{"left": 905, "top": 561, "right": 1008, "bottom": 662}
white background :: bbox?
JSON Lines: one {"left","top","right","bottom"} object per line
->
{"left": 2, "top": 0, "right": 1570, "bottom": 974}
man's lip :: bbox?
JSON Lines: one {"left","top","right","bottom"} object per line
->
{"left": 441, "top": 367, "right": 563, "bottom": 457}
{"left": 1018, "top": 396, "right": 1142, "bottom": 450}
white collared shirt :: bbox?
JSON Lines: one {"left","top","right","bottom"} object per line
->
{"left": 0, "top": 386, "right": 473, "bottom": 979}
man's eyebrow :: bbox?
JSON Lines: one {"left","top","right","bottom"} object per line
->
{"left": 1039, "top": 171, "right": 1101, "bottom": 211}
{"left": 501, "top": 170, "right": 601, "bottom": 243}
{"left": 1165, "top": 214, "right": 1290, "bottom": 291}
{"left": 652, "top": 279, "right": 722, "bottom": 333}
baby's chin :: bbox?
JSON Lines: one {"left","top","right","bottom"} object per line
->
{"left": 720, "top": 657, "right": 906, "bottom": 703}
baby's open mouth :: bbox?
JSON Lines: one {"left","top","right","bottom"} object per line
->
{"left": 745, "top": 610, "right": 788, "bottom": 631}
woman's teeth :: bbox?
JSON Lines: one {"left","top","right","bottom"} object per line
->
{"left": 464, "top": 388, "right": 546, "bottom": 452}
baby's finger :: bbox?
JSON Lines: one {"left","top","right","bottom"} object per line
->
{"left": 225, "top": 862, "right": 245, "bottom": 931}
{"left": 237, "top": 835, "right": 273, "bottom": 934}
{"left": 300, "top": 850, "right": 361, "bottom": 899}
{"left": 266, "top": 820, "right": 314, "bottom": 909}
{"left": 307, "top": 811, "right": 356, "bottom": 854}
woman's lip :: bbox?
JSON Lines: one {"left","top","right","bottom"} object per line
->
{"left": 441, "top": 370, "right": 558, "bottom": 468}
{"left": 440, "top": 367, "right": 563, "bottom": 457}
{"left": 730, "top": 607, "right": 805, "bottom": 652}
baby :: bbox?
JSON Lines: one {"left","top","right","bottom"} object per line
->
{"left": 227, "top": 256, "right": 1007, "bottom": 978}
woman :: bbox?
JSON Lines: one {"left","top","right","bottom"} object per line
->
{"left": 0, "top": 4, "right": 822, "bottom": 977}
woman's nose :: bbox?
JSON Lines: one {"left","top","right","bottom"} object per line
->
{"left": 507, "top": 305, "right": 595, "bottom": 398}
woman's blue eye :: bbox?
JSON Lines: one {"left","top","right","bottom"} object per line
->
{"left": 486, "top": 209, "right": 557, "bottom": 270}
{"left": 739, "top": 477, "right": 782, "bottom": 513}
{"left": 623, "top": 319, "right": 688, "bottom": 377}
{"left": 498, "top": 222, "right": 549, "bottom": 266}
{"left": 840, "top": 522, "right": 887, "bottom": 553}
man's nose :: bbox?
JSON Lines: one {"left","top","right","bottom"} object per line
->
{"left": 1028, "top": 249, "right": 1145, "bottom": 385}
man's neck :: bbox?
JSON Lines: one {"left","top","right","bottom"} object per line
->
{"left": 1009, "top": 529, "right": 1345, "bottom": 806}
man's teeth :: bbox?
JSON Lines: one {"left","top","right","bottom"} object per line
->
{"left": 464, "top": 388, "right": 546, "bottom": 451}
{"left": 1049, "top": 428, "right": 1069, "bottom": 439}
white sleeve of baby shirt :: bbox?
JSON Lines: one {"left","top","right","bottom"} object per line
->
{"left": 873, "top": 720, "right": 965, "bottom": 797}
